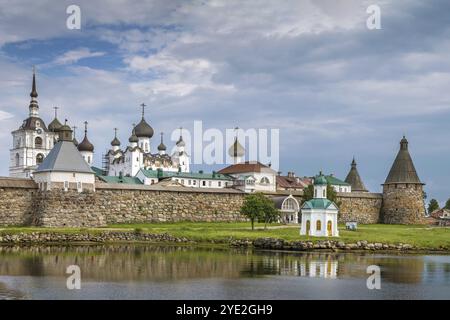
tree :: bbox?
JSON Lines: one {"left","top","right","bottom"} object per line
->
{"left": 428, "top": 199, "right": 440, "bottom": 214}
{"left": 240, "top": 192, "right": 278, "bottom": 230}
{"left": 444, "top": 198, "right": 450, "bottom": 210}
{"left": 302, "top": 184, "right": 342, "bottom": 207}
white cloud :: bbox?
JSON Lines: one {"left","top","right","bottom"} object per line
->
{"left": 53, "top": 48, "right": 105, "bottom": 65}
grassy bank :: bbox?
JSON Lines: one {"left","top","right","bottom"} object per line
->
{"left": 2, "top": 222, "right": 448, "bottom": 249}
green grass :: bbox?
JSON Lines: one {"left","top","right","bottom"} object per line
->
{"left": 1, "top": 222, "right": 449, "bottom": 249}
{"left": 107, "top": 222, "right": 450, "bottom": 248}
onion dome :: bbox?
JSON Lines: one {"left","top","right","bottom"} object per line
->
{"left": 158, "top": 132, "right": 167, "bottom": 151}
{"left": 134, "top": 103, "right": 154, "bottom": 138}
{"left": 59, "top": 120, "right": 73, "bottom": 141}
{"left": 111, "top": 128, "right": 121, "bottom": 146}
{"left": 78, "top": 121, "right": 94, "bottom": 152}
{"left": 128, "top": 125, "right": 139, "bottom": 143}
{"left": 176, "top": 127, "right": 185, "bottom": 147}
{"left": 49, "top": 107, "right": 63, "bottom": 132}
{"left": 314, "top": 172, "right": 328, "bottom": 185}
{"left": 345, "top": 157, "right": 368, "bottom": 192}
{"left": 228, "top": 137, "right": 245, "bottom": 158}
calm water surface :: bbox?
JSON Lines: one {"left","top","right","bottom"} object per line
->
{"left": 0, "top": 244, "right": 449, "bottom": 300}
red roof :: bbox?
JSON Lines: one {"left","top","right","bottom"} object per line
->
{"left": 218, "top": 161, "right": 272, "bottom": 174}
{"left": 276, "top": 175, "right": 310, "bottom": 189}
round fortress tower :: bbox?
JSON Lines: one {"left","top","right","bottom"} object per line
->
{"left": 382, "top": 136, "right": 426, "bottom": 224}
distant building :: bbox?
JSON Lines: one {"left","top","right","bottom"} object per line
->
{"left": 33, "top": 123, "right": 95, "bottom": 192}
{"left": 344, "top": 158, "right": 368, "bottom": 192}
{"left": 218, "top": 161, "right": 277, "bottom": 193}
{"left": 300, "top": 172, "right": 339, "bottom": 237}
{"left": 272, "top": 194, "right": 300, "bottom": 224}
{"left": 276, "top": 172, "right": 310, "bottom": 191}
{"left": 136, "top": 168, "right": 233, "bottom": 189}
{"left": 429, "top": 209, "right": 450, "bottom": 226}
{"left": 106, "top": 106, "right": 190, "bottom": 177}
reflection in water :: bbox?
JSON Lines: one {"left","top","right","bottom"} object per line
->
{"left": 0, "top": 245, "right": 449, "bottom": 299}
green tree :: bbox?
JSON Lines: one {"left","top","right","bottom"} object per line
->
{"left": 427, "top": 199, "right": 440, "bottom": 213}
{"left": 240, "top": 193, "right": 278, "bottom": 230}
{"left": 302, "top": 184, "right": 342, "bottom": 207}
{"left": 444, "top": 198, "right": 450, "bottom": 210}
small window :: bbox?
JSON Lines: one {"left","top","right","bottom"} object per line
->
{"left": 316, "top": 220, "right": 322, "bottom": 231}
{"left": 15, "top": 153, "right": 20, "bottom": 166}
{"left": 188, "top": 180, "right": 191, "bottom": 185}
{"left": 64, "top": 181, "right": 69, "bottom": 191}
{"left": 208, "top": 181, "right": 212, "bottom": 187}
{"left": 323, "top": 189, "right": 326, "bottom": 197}
{"left": 35, "top": 137, "right": 43, "bottom": 148}
{"left": 193, "top": 180, "right": 196, "bottom": 185}
{"left": 260, "top": 176, "right": 270, "bottom": 184}
{"left": 218, "top": 181, "right": 222, "bottom": 187}
{"left": 202, "top": 181, "right": 206, "bottom": 186}
{"left": 36, "top": 153, "right": 44, "bottom": 164}
{"left": 36, "top": 121, "right": 40, "bottom": 127}
{"left": 77, "top": 182, "right": 82, "bottom": 192}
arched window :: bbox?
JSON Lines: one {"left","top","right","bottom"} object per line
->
{"left": 15, "top": 153, "right": 20, "bottom": 166}
{"left": 306, "top": 220, "right": 311, "bottom": 236}
{"left": 316, "top": 220, "right": 322, "bottom": 231}
{"left": 260, "top": 176, "right": 270, "bottom": 184}
{"left": 35, "top": 137, "right": 43, "bottom": 148}
{"left": 327, "top": 221, "right": 332, "bottom": 236}
{"left": 88, "top": 156, "right": 91, "bottom": 163}
{"left": 36, "top": 153, "right": 44, "bottom": 164}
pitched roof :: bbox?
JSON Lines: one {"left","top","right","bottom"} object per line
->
{"left": 276, "top": 175, "right": 308, "bottom": 189}
{"left": 345, "top": 158, "right": 368, "bottom": 192}
{"left": 98, "top": 175, "right": 142, "bottom": 184}
{"left": 35, "top": 140, "right": 93, "bottom": 174}
{"left": 218, "top": 161, "right": 274, "bottom": 174}
{"left": 324, "top": 175, "right": 350, "bottom": 186}
{"left": 302, "top": 198, "right": 337, "bottom": 210}
{"left": 384, "top": 136, "right": 423, "bottom": 185}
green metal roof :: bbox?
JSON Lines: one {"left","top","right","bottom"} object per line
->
{"left": 91, "top": 166, "right": 106, "bottom": 177}
{"left": 325, "top": 175, "right": 350, "bottom": 186}
{"left": 139, "top": 169, "right": 233, "bottom": 180}
{"left": 302, "top": 198, "right": 336, "bottom": 210}
{"left": 98, "top": 175, "right": 143, "bottom": 185}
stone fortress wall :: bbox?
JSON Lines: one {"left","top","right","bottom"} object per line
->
{"left": 0, "top": 177, "right": 385, "bottom": 227}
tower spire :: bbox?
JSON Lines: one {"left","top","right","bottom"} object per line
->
{"left": 30, "top": 66, "right": 38, "bottom": 99}
{"left": 28, "top": 67, "right": 39, "bottom": 117}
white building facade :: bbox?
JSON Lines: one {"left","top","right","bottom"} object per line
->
{"left": 300, "top": 173, "right": 339, "bottom": 237}
{"left": 106, "top": 107, "right": 190, "bottom": 177}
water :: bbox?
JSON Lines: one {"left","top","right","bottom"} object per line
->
{"left": 0, "top": 244, "right": 449, "bottom": 300}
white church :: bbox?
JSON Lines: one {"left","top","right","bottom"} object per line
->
{"left": 105, "top": 104, "right": 190, "bottom": 178}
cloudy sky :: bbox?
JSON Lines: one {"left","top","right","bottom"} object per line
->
{"left": 0, "top": 0, "right": 449, "bottom": 203}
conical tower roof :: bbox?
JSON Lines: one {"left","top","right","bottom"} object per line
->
{"left": 384, "top": 136, "right": 423, "bottom": 185}
{"left": 345, "top": 158, "right": 368, "bottom": 192}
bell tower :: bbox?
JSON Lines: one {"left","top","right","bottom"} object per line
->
{"left": 9, "top": 68, "right": 58, "bottom": 178}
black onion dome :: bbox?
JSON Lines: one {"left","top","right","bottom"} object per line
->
{"left": 78, "top": 136, "right": 94, "bottom": 152}
{"left": 158, "top": 141, "right": 167, "bottom": 151}
{"left": 129, "top": 127, "right": 139, "bottom": 143}
{"left": 111, "top": 136, "right": 121, "bottom": 146}
{"left": 48, "top": 118, "right": 63, "bottom": 132}
{"left": 134, "top": 118, "right": 154, "bottom": 138}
